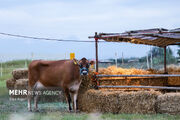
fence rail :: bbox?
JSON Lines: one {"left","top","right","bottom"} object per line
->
{"left": 98, "top": 85, "right": 180, "bottom": 90}
{"left": 96, "top": 74, "right": 180, "bottom": 90}
{"left": 97, "top": 74, "right": 180, "bottom": 78}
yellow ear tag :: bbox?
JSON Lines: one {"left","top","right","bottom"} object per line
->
{"left": 73, "top": 59, "right": 77, "bottom": 65}
{"left": 74, "top": 61, "right": 77, "bottom": 65}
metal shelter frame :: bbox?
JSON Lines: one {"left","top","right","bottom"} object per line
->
{"left": 89, "top": 28, "right": 180, "bottom": 73}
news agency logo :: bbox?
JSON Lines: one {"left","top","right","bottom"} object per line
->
{"left": 9, "top": 89, "right": 62, "bottom": 96}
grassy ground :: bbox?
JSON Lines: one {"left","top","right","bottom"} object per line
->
{"left": 0, "top": 60, "right": 180, "bottom": 120}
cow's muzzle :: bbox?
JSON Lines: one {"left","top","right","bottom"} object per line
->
{"left": 80, "top": 67, "right": 88, "bottom": 75}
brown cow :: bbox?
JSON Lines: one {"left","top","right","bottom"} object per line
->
{"left": 27, "top": 58, "right": 94, "bottom": 112}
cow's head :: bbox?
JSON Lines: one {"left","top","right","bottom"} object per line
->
{"left": 78, "top": 57, "right": 94, "bottom": 75}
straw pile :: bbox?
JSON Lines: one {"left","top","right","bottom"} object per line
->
{"left": 156, "top": 93, "right": 180, "bottom": 115}
{"left": 79, "top": 89, "right": 160, "bottom": 114}
{"left": 97, "top": 66, "right": 168, "bottom": 90}
{"left": 158, "top": 65, "right": 180, "bottom": 85}
{"left": 98, "top": 65, "right": 180, "bottom": 86}
{"left": 99, "top": 66, "right": 150, "bottom": 75}
{"left": 12, "top": 69, "right": 28, "bottom": 80}
{"left": 168, "top": 77, "right": 180, "bottom": 86}
{"left": 99, "top": 77, "right": 167, "bottom": 90}
{"left": 158, "top": 65, "right": 180, "bottom": 73}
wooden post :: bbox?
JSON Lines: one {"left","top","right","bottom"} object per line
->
{"left": 164, "top": 46, "right": 167, "bottom": 74}
{"left": 95, "top": 32, "right": 99, "bottom": 72}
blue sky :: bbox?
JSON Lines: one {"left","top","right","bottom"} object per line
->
{"left": 0, "top": 0, "right": 180, "bottom": 60}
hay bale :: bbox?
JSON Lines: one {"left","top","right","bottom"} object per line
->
{"left": 156, "top": 93, "right": 180, "bottom": 115}
{"left": 12, "top": 69, "right": 28, "bottom": 80}
{"left": 117, "top": 90, "right": 160, "bottom": 114}
{"left": 6, "top": 78, "right": 16, "bottom": 89}
{"left": 78, "top": 73, "right": 98, "bottom": 111}
{"left": 79, "top": 89, "right": 161, "bottom": 114}
{"left": 14, "top": 79, "right": 28, "bottom": 89}
{"left": 79, "top": 90, "right": 120, "bottom": 113}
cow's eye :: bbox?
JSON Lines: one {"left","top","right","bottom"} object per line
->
{"left": 79, "top": 64, "right": 83, "bottom": 68}
{"left": 86, "top": 64, "right": 89, "bottom": 68}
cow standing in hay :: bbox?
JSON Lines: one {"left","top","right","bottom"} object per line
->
{"left": 27, "top": 58, "right": 94, "bottom": 112}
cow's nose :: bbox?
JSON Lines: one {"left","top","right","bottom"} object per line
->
{"left": 82, "top": 71, "right": 88, "bottom": 75}
{"left": 83, "top": 73, "right": 87, "bottom": 75}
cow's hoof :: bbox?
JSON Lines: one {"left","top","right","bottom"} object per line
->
{"left": 69, "top": 110, "right": 73, "bottom": 113}
{"left": 76, "top": 110, "right": 80, "bottom": 113}
{"left": 28, "top": 109, "right": 32, "bottom": 112}
{"left": 34, "top": 109, "right": 40, "bottom": 112}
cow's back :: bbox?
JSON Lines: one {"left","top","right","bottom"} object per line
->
{"left": 28, "top": 60, "right": 80, "bottom": 88}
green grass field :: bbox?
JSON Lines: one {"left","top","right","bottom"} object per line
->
{"left": 0, "top": 60, "right": 180, "bottom": 120}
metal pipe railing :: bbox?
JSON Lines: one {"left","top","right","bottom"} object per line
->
{"left": 97, "top": 74, "right": 180, "bottom": 78}
{"left": 98, "top": 85, "right": 180, "bottom": 90}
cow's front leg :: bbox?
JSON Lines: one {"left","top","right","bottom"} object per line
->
{"left": 71, "top": 91, "right": 78, "bottom": 113}
{"left": 34, "top": 94, "right": 39, "bottom": 112}
{"left": 76, "top": 98, "right": 78, "bottom": 111}
{"left": 64, "top": 89, "right": 72, "bottom": 111}
{"left": 27, "top": 95, "right": 32, "bottom": 111}
{"left": 27, "top": 87, "right": 33, "bottom": 112}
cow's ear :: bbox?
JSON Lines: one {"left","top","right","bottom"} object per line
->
{"left": 78, "top": 60, "right": 82, "bottom": 66}
{"left": 89, "top": 61, "right": 95, "bottom": 65}
{"left": 78, "top": 60, "right": 82, "bottom": 64}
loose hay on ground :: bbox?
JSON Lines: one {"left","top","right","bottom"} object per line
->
{"left": 79, "top": 89, "right": 161, "bottom": 114}
{"left": 156, "top": 93, "right": 180, "bottom": 115}
{"left": 12, "top": 69, "right": 28, "bottom": 80}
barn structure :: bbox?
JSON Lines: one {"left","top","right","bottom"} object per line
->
{"left": 89, "top": 28, "right": 180, "bottom": 90}
{"left": 89, "top": 28, "right": 180, "bottom": 73}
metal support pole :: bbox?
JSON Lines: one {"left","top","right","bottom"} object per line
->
{"left": 115, "top": 52, "right": 118, "bottom": 68}
{"left": 122, "top": 52, "right": 124, "bottom": 65}
{"left": 150, "top": 46, "right": 153, "bottom": 69}
{"left": 164, "top": 46, "right": 167, "bottom": 74}
{"left": 146, "top": 53, "right": 149, "bottom": 69}
{"left": 95, "top": 32, "right": 98, "bottom": 72}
